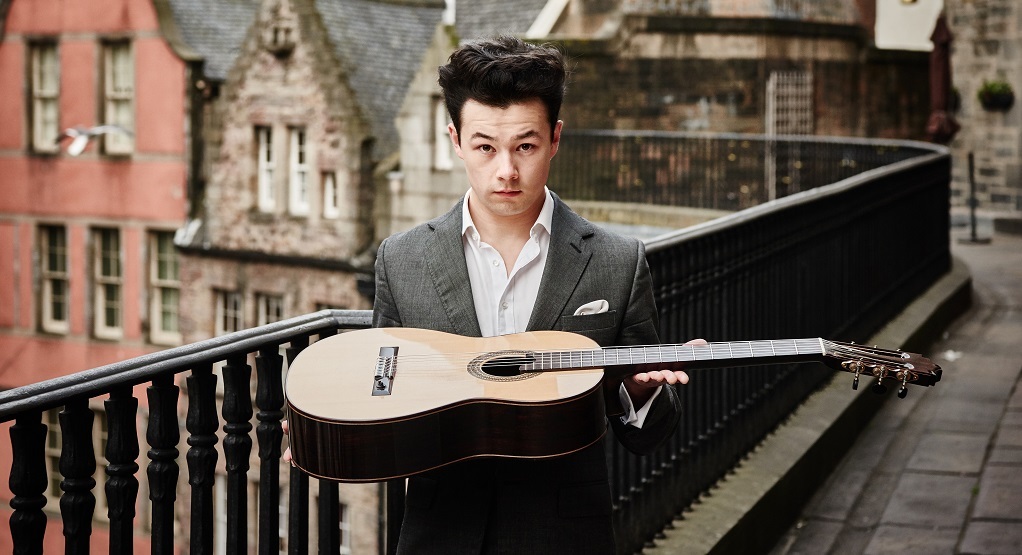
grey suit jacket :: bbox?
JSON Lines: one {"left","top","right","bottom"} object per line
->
{"left": 373, "top": 194, "right": 683, "bottom": 554}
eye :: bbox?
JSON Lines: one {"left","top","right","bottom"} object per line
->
{"left": 478, "top": 144, "right": 494, "bottom": 153}
{"left": 518, "top": 143, "right": 535, "bottom": 152}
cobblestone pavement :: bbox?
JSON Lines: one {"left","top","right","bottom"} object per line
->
{"left": 769, "top": 227, "right": 1022, "bottom": 555}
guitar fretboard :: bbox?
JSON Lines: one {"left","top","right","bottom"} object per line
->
{"left": 524, "top": 338, "right": 826, "bottom": 372}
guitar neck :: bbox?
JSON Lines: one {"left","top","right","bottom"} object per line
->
{"left": 526, "top": 338, "right": 826, "bottom": 374}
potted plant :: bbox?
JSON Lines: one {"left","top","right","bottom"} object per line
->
{"left": 977, "top": 79, "right": 1014, "bottom": 111}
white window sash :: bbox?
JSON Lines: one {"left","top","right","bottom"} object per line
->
{"left": 103, "top": 42, "right": 134, "bottom": 154}
{"left": 93, "top": 229, "right": 123, "bottom": 340}
{"left": 149, "top": 232, "right": 181, "bottom": 345}
{"left": 40, "top": 226, "right": 70, "bottom": 334}
{"left": 288, "top": 128, "right": 309, "bottom": 216}
{"left": 31, "top": 44, "right": 60, "bottom": 153}
{"left": 322, "top": 172, "right": 340, "bottom": 219}
{"left": 257, "top": 126, "right": 276, "bottom": 212}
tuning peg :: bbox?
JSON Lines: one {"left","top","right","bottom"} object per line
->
{"left": 852, "top": 375, "right": 859, "bottom": 390}
{"left": 871, "top": 374, "right": 887, "bottom": 395}
{"left": 896, "top": 371, "right": 909, "bottom": 399}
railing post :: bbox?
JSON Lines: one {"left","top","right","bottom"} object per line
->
{"left": 59, "top": 397, "right": 96, "bottom": 555}
{"left": 147, "top": 373, "right": 180, "bottom": 555}
{"left": 256, "top": 344, "right": 286, "bottom": 555}
{"left": 187, "top": 363, "right": 220, "bottom": 554}
{"left": 223, "top": 354, "right": 254, "bottom": 555}
{"left": 285, "top": 336, "right": 310, "bottom": 555}
{"left": 105, "top": 385, "right": 139, "bottom": 555}
{"left": 9, "top": 411, "right": 48, "bottom": 555}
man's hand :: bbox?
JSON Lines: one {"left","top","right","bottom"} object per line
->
{"left": 622, "top": 338, "right": 707, "bottom": 407}
{"left": 282, "top": 419, "right": 294, "bottom": 465}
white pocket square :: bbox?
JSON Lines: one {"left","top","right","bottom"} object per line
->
{"left": 574, "top": 299, "right": 609, "bottom": 316}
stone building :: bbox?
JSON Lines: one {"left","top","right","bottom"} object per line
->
{"left": 946, "top": 0, "right": 1022, "bottom": 214}
{"left": 158, "top": 0, "right": 448, "bottom": 551}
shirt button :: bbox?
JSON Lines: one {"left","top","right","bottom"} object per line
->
{"left": 501, "top": 302, "right": 509, "bottom": 310}
{"left": 492, "top": 260, "right": 500, "bottom": 267}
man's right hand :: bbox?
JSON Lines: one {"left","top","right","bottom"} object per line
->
{"left": 282, "top": 419, "right": 294, "bottom": 465}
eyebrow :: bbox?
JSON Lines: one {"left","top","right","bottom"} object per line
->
{"left": 470, "top": 130, "right": 541, "bottom": 142}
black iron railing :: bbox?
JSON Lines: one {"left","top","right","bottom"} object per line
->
{"left": 0, "top": 134, "right": 950, "bottom": 555}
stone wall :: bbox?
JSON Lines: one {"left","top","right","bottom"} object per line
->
{"left": 947, "top": 0, "right": 1022, "bottom": 213}
{"left": 557, "top": 17, "right": 929, "bottom": 140}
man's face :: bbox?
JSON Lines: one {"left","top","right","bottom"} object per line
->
{"left": 450, "top": 98, "right": 562, "bottom": 224}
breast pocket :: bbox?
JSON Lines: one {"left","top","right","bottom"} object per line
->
{"left": 557, "top": 310, "right": 618, "bottom": 344}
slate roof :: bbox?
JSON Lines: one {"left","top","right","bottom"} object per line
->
{"left": 166, "top": 0, "right": 261, "bottom": 81}
{"left": 318, "top": 0, "right": 445, "bottom": 159}
{"left": 455, "top": 0, "right": 549, "bottom": 42}
{"left": 164, "top": 0, "right": 444, "bottom": 159}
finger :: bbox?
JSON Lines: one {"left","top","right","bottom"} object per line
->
{"left": 282, "top": 419, "right": 289, "bottom": 434}
{"left": 675, "top": 370, "right": 690, "bottom": 385}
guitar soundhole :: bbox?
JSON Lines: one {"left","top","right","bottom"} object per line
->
{"left": 468, "top": 351, "right": 539, "bottom": 382}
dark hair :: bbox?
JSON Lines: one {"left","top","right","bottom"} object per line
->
{"left": 438, "top": 35, "right": 567, "bottom": 138}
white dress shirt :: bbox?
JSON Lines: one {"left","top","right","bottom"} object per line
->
{"left": 461, "top": 188, "right": 660, "bottom": 427}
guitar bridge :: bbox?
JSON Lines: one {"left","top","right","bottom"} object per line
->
{"left": 371, "top": 346, "right": 398, "bottom": 396}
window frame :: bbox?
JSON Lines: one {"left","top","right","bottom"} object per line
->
{"left": 256, "top": 126, "right": 276, "bottom": 212}
{"left": 214, "top": 289, "right": 244, "bottom": 336}
{"left": 29, "top": 40, "right": 60, "bottom": 154}
{"left": 92, "top": 227, "right": 123, "bottom": 340}
{"left": 149, "top": 231, "right": 181, "bottom": 346}
{"left": 39, "top": 224, "right": 70, "bottom": 334}
{"left": 256, "top": 292, "right": 286, "bottom": 326}
{"left": 322, "top": 171, "right": 340, "bottom": 219}
{"left": 288, "top": 127, "right": 310, "bottom": 216}
{"left": 101, "top": 40, "right": 134, "bottom": 155}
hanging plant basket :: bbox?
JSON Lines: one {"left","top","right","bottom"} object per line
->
{"left": 977, "top": 80, "right": 1015, "bottom": 111}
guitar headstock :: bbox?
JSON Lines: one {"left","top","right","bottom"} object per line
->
{"left": 821, "top": 340, "right": 942, "bottom": 398}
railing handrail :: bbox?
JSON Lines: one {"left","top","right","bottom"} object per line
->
{"left": 564, "top": 129, "right": 943, "bottom": 152}
{"left": 644, "top": 148, "right": 950, "bottom": 252}
{"left": 0, "top": 309, "right": 373, "bottom": 422}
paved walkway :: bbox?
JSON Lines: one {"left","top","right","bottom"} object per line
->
{"left": 770, "top": 227, "right": 1022, "bottom": 554}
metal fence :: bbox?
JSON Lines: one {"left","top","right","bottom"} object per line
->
{"left": 0, "top": 134, "right": 950, "bottom": 554}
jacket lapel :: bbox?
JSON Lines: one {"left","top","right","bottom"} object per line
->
{"left": 423, "top": 200, "right": 483, "bottom": 337}
{"left": 527, "top": 196, "right": 594, "bottom": 332}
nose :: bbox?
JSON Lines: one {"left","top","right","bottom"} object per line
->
{"left": 496, "top": 151, "right": 518, "bottom": 181}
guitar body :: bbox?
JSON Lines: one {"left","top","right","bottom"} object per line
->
{"left": 285, "top": 328, "right": 608, "bottom": 482}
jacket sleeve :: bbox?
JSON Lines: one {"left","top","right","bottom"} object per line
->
{"left": 372, "top": 237, "right": 402, "bottom": 329}
{"left": 608, "top": 240, "right": 683, "bottom": 455}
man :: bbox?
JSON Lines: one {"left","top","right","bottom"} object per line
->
{"left": 371, "top": 36, "right": 698, "bottom": 554}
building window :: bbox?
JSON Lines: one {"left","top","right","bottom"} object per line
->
{"left": 214, "top": 290, "right": 243, "bottom": 336}
{"left": 288, "top": 128, "right": 309, "bottom": 216}
{"left": 30, "top": 42, "right": 60, "bottom": 154}
{"left": 102, "top": 41, "right": 134, "bottom": 155}
{"left": 149, "top": 231, "right": 181, "bottom": 345}
{"left": 39, "top": 225, "right": 69, "bottom": 334}
{"left": 256, "top": 126, "right": 276, "bottom": 212}
{"left": 256, "top": 293, "right": 285, "bottom": 326}
{"left": 93, "top": 228, "right": 122, "bottom": 339}
{"left": 433, "top": 96, "right": 453, "bottom": 171}
{"left": 322, "top": 172, "right": 341, "bottom": 219}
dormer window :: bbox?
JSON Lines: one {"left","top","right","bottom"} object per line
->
{"left": 263, "top": 2, "right": 296, "bottom": 58}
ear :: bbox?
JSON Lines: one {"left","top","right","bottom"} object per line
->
{"left": 448, "top": 123, "right": 464, "bottom": 159}
{"left": 550, "top": 120, "right": 563, "bottom": 159}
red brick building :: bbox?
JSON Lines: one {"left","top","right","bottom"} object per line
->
{"left": 0, "top": 0, "right": 192, "bottom": 550}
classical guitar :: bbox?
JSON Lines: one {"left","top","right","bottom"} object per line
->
{"left": 285, "top": 327, "right": 940, "bottom": 482}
